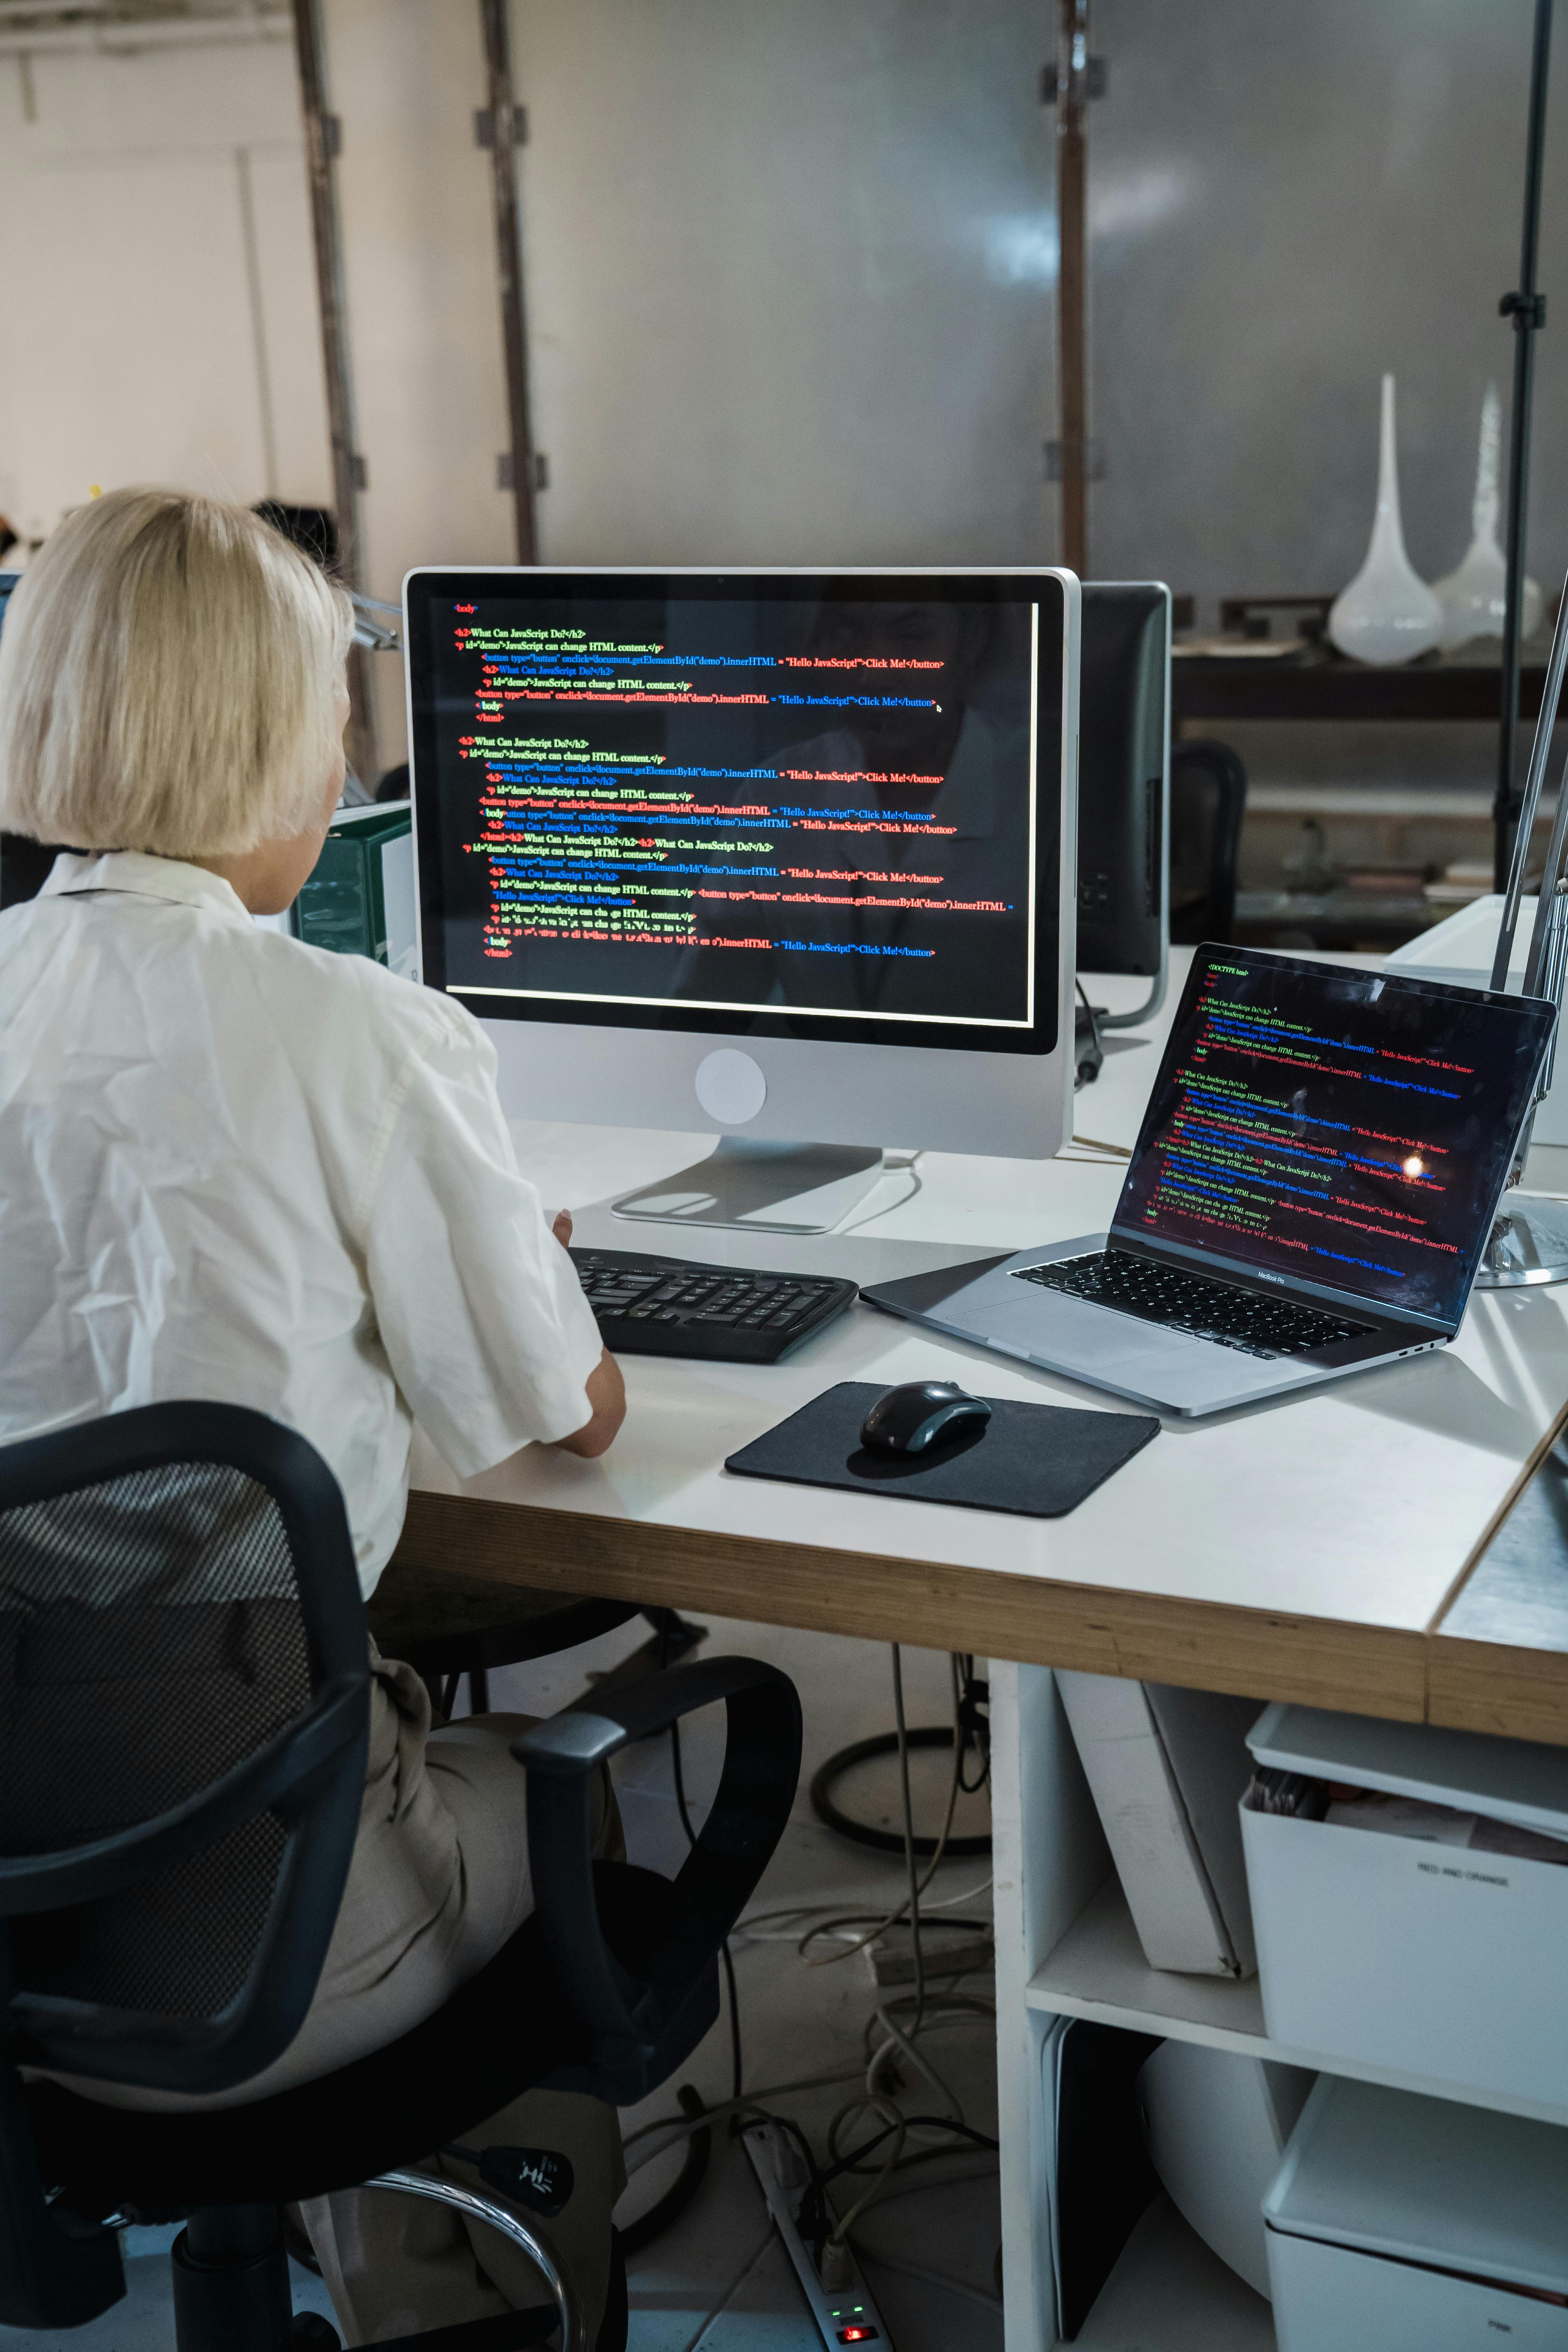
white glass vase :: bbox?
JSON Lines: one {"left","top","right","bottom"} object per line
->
{"left": 1328, "top": 374, "right": 1442, "bottom": 666}
{"left": 1433, "top": 383, "right": 1542, "bottom": 650}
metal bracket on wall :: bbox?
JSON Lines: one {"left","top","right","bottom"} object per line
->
{"left": 474, "top": 105, "right": 528, "bottom": 147}
{"left": 1041, "top": 57, "right": 1106, "bottom": 101}
{"left": 497, "top": 453, "right": 548, "bottom": 493}
{"left": 1045, "top": 439, "right": 1105, "bottom": 483}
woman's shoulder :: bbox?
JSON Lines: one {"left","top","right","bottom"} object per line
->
{"left": 250, "top": 927, "right": 490, "bottom": 1076}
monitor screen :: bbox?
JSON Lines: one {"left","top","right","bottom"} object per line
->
{"left": 1114, "top": 946, "right": 1553, "bottom": 1326}
{"left": 405, "top": 570, "right": 1066, "bottom": 1056}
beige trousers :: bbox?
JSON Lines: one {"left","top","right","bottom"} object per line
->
{"left": 65, "top": 1646, "right": 625, "bottom": 2343}
{"left": 292, "top": 1654, "right": 628, "bottom": 2345}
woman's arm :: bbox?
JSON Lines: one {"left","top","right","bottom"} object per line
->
{"left": 546, "top": 1210, "right": 626, "bottom": 1457}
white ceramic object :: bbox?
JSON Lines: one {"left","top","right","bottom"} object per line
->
{"left": 1328, "top": 373, "right": 1442, "bottom": 666}
{"left": 1433, "top": 382, "right": 1542, "bottom": 650}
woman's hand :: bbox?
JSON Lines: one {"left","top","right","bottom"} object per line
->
{"left": 552, "top": 1347, "right": 626, "bottom": 1458}
{"left": 552, "top": 1208, "right": 573, "bottom": 1250}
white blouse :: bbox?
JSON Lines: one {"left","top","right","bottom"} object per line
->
{"left": 0, "top": 851, "right": 604, "bottom": 1593}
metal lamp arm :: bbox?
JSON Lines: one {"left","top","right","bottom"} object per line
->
{"left": 1493, "top": 574, "right": 1568, "bottom": 989}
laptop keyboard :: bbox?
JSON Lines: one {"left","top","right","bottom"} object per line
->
{"left": 1012, "top": 1251, "right": 1375, "bottom": 1360}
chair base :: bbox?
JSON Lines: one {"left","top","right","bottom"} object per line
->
{"left": 172, "top": 2207, "right": 292, "bottom": 2352}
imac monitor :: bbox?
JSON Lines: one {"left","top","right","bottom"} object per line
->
{"left": 404, "top": 568, "right": 1080, "bottom": 1230}
{"left": 1076, "top": 582, "right": 1170, "bottom": 1027}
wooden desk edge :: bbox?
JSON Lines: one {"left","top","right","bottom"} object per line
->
{"left": 395, "top": 1488, "right": 1427, "bottom": 1724}
{"left": 1426, "top": 1637, "right": 1568, "bottom": 1747}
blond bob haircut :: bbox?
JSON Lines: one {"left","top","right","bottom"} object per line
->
{"left": 0, "top": 487, "right": 354, "bottom": 858}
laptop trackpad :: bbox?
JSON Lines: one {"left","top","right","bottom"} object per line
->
{"left": 978, "top": 1286, "right": 1199, "bottom": 1371}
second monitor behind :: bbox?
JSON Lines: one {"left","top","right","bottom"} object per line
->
{"left": 1076, "top": 582, "right": 1171, "bottom": 1030}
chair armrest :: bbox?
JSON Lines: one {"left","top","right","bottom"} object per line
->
{"left": 513, "top": 1655, "right": 794, "bottom": 1775}
{"left": 512, "top": 1658, "right": 800, "bottom": 2097}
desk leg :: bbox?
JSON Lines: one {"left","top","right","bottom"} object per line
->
{"left": 991, "top": 1660, "right": 1112, "bottom": 2352}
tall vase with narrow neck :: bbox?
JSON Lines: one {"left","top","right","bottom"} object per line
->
{"left": 1433, "top": 382, "right": 1543, "bottom": 650}
{"left": 1328, "top": 373, "right": 1442, "bottom": 665}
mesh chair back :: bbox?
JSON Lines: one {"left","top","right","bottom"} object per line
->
{"left": 0, "top": 1403, "right": 368, "bottom": 2098}
{"left": 1169, "top": 737, "right": 1248, "bottom": 944}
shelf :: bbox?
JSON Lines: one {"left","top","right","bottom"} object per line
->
{"left": 1235, "top": 887, "right": 1437, "bottom": 940}
{"left": 1172, "top": 657, "right": 1549, "bottom": 724}
{"left": 1026, "top": 1876, "right": 1269, "bottom": 2050}
{"left": 1061, "top": 2195, "right": 1274, "bottom": 2352}
{"left": 1025, "top": 1876, "right": 1568, "bottom": 2128}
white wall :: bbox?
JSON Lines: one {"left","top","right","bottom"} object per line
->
{"left": 318, "top": 0, "right": 1059, "bottom": 765}
{"left": 8, "top": 4, "right": 1560, "bottom": 775}
{"left": 0, "top": 30, "right": 329, "bottom": 540}
{"left": 323, "top": 0, "right": 519, "bottom": 767}
{"left": 509, "top": 0, "right": 1056, "bottom": 573}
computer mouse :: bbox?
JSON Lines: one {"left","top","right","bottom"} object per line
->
{"left": 859, "top": 1380, "right": 993, "bottom": 1457}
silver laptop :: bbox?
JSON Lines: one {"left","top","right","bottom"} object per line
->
{"left": 863, "top": 945, "right": 1554, "bottom": 1417}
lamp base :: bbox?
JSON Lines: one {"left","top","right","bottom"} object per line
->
{"left": 1473, "top": 1192, "right": 1568, "bottom": 1288}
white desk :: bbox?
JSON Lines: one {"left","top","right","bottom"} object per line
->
{"left": 397, "top": 951, "right": 1568, "bottom": 2349}
{"left": 405, "top": 954, "right": 1568, "bottom": 1731}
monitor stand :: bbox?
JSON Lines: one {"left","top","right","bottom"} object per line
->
{"left": 610, "top": 1138, "right": 887, "bottom": 1236}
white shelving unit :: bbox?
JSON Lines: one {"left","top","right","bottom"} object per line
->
{"left": 1071, "top": 2197, "right": 1274, "bottom": 2352}
{"left": 989, "top": 1659, "right": 1568, "bottom": 2352}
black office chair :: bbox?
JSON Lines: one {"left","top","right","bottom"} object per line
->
{"left": 0, "top": 1402, "right": 801, "bottom": 2352}
{"left": 1169, "top": 737, "right": 1248, "bottom": 945}
{"left": 367, "top": 1560, "right": 705, "bottom": 1721}
{"left": 0, "top": 833, "right": 64, "bottom": 912}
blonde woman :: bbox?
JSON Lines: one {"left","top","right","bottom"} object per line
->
{"left": 0, "top": 488, "right": 628, "bottom": 2345}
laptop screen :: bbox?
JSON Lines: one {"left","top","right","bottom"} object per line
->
{"left": 1113, "top": 946, "right": 1554, "bottom": 1328}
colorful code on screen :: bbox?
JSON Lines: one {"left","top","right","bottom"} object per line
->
{"left": 1116, "top": 952, "right": 1551, "bottom": 1323}
{"left": 423, "top": 590, "right": 1040, "bottom": 1029}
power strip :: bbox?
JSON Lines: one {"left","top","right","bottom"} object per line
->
{"left": 741, "top": 2120, "right": 892, "bottom": 2348}
{"left": 863, "top": 1924, "right": 995, "bottom": 1990}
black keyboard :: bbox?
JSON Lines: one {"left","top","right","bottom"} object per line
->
{"left": 571, "top": 1247, "right": 857, "bottom": 1363}
{"left": 1013, "top": 1250, "right": 1374, "bottom": 1360}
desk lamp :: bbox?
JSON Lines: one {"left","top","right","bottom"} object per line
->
{"left": 1477, "top": 572, "right": 1568, "bottom": 1287}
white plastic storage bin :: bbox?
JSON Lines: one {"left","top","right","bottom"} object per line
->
{"left": 1240, "top": 1703, "right": 1568, "bottom": 2107}
{"left": 1265, "top": 2076, "right": 1568, "bottom": 2350}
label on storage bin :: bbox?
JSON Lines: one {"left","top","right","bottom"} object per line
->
{"left": 1414, "top": 1856, "right": 1517, "bottom": 1891}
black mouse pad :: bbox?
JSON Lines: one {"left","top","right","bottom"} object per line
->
{"left": 724, "top": 1382, "right": 1158, "bottom": 1519}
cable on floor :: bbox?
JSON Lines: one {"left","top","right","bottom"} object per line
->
{"left": 628, "top": 1650, "right": 999, "bottom": 2314}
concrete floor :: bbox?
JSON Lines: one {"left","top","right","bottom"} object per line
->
{"left": 589, "top": 1613, "right": 1002, "bottom": 2352}
{"left": 0, "top": 1612, "right": 1279, "bottom": 2352}
{"left": 0, "top": 1617, "right": 1004, "bottom": 2352}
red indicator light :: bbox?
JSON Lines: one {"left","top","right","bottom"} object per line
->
{"left": 837, "top": 2332, "right": 878, "bottom": 2344}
